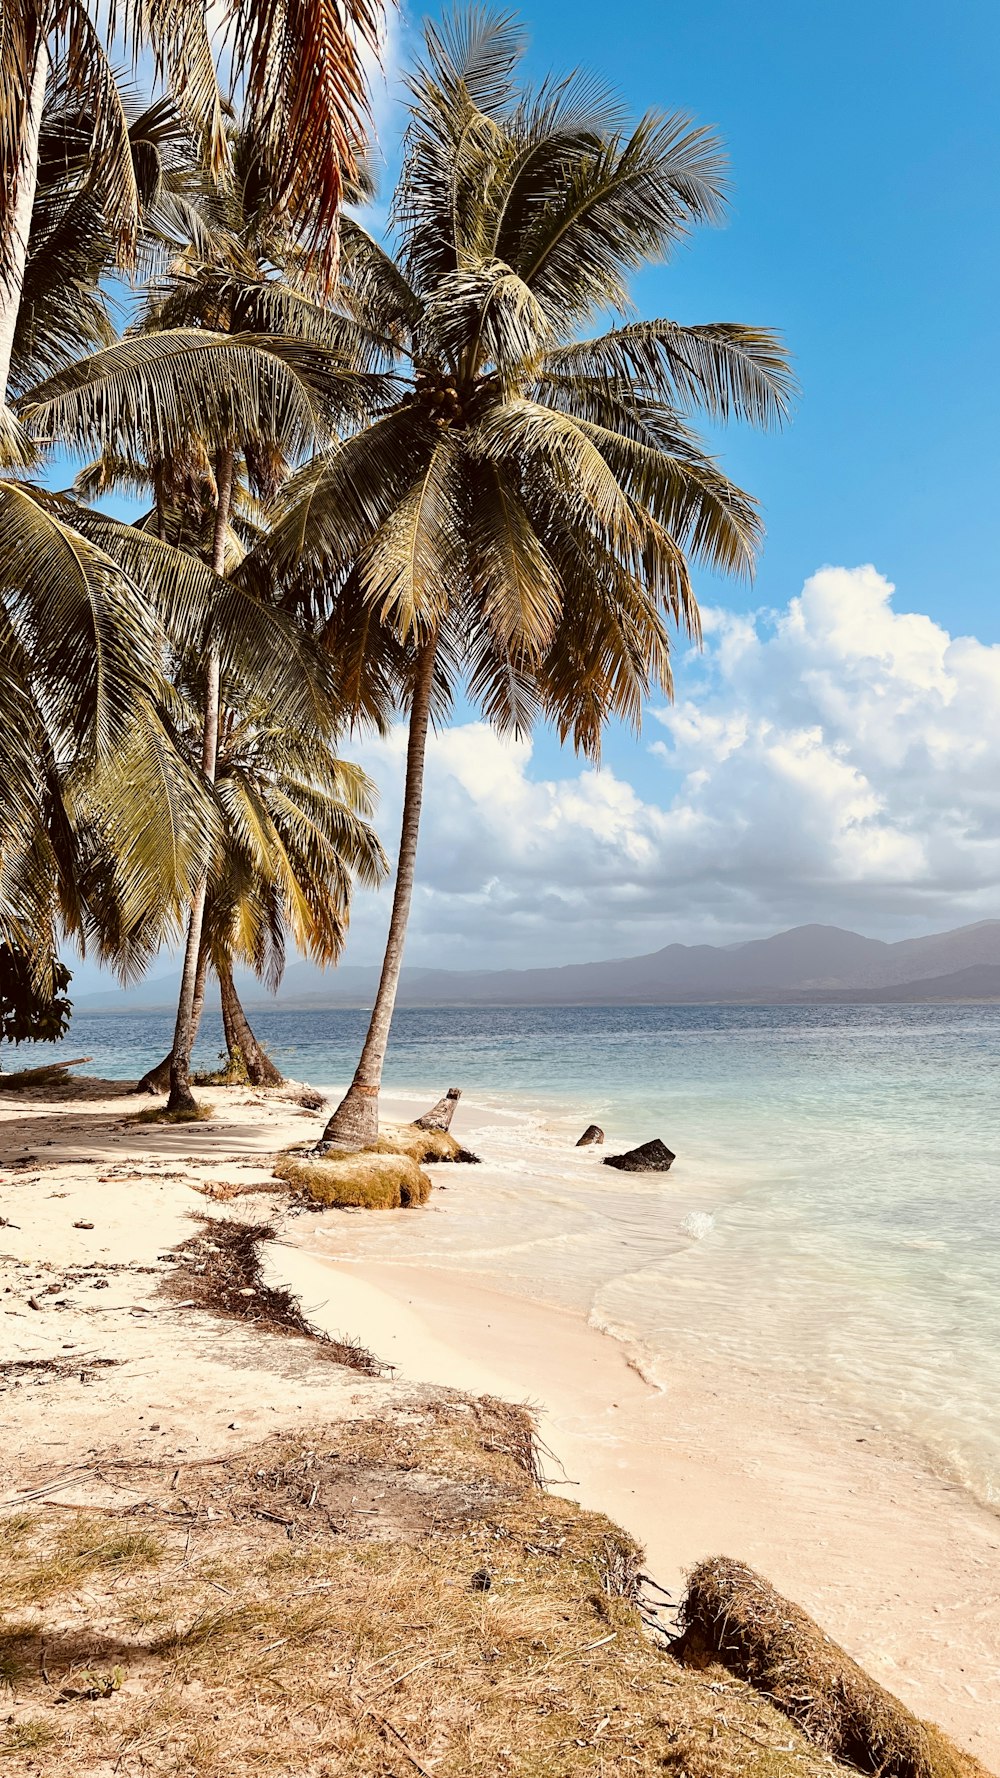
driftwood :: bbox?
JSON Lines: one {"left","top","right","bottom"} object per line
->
{"left": 414, "top": 1087, "right": 461, "bottom": 1132}
{"left": 603, "top": 1138, "right": 675, "bottom": 1173}
{"left": 0, "top": 1056, "right": 92, "bottom": 1089}
{"left": 576, "top": 1125, "right": 604, "bottom": 1146}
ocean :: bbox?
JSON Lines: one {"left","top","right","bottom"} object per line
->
{"left": 8, "top": 1001, "right": 1000, "bottom": 1511}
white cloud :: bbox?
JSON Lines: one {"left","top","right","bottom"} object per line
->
{"left": 338, "top": 566, "right": 1000, "bottom": 967}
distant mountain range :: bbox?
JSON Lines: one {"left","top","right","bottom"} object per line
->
{"left": 75, "top": 919, "right": 1000, "bottom": 1011}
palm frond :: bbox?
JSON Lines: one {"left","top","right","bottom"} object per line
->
{"left": 0, "top": 477, "right": 160, "bottom": 752}
{"left": 465, "top": 457, "right": 561, "bottom": 661}
{"left": 515, "top": 110, "right": 728, "bottom": 323}
{"left": 473, "top": 397, "right": 641, "bottom": 548}
{"left": 19, "top": 329, "right": 328, "bottom": 459}
{"left": 418, "top": 260, "right": 551, "bottom": 384}
{"left": 259, "top": 406, "right": 434, "bottom": 593}
{"left": 359, "top": 434, "right": 468, "bottom": 639}
{"left": 544, "top": 319, "right": 797, "bottom": 427}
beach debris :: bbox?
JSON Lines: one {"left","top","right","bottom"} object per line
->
{"left": 414, "top": 1086, "right": 461, "bottom": 1132}
{"left": 275, "top": 1081, "right": 327, "bottom": 1111}
{"left": 675, "top": 1557, "right": 977, "bottom": 1778}
{"left": 0, "top": 1056, "right": 92, "bottom": 1090}
{"left": 165, "top": 1219, "right": 387, "bottom": 1375}
{"left": 131, "top": 1053, "right": 172, "bottom": 1095}
{"left": 73, "top": 1219, "right": 95, "bottom": 1229}
{"left": 576, "top": 1125, "right": 605, "bottom": 1147}
{"left": 603, "top": 1139, "right": 675, "bottom": 1173}
{"left": 296, "top": 1085, "right": 326, "bottom": 1111}
{"left": 55, "top": 1667, "right": 123, "bottom": 1703}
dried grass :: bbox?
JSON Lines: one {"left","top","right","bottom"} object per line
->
{"left": 0, "top": 1406, "right": 851, "bottom": 1778}
{"left": 273, "top": 1150, "right": 433, "bottom": 1208}
{"left": 2, "top": 1525, "right": 164, "bottom": 1608}
{"left": 676, "top": 1558, "right": 989, "bottom": 1778}
{"left": 132, "top": 1101, "right": 213, "bottom": 1126}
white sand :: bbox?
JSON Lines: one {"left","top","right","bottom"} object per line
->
{"left": 2, "top": 1077, "right": 998, "bottom": 1768}
{"left": 270, "top": 1089, "right": 1000, "bottom": 1769}
{"left": 0, "top": 1080, "right": 392, "bottom": 1493}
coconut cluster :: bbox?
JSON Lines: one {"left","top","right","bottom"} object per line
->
{"left": 402, "top": 367, "right": 470, "bottom": 427}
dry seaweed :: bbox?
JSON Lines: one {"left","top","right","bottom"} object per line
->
{"left": 162, "top": 1219, "right": 386, "bottom": 1375}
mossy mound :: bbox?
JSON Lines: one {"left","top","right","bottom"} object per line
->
{"left": 373, "top": 1122, "right": 475, "bottom": 1164}
{"left": 676, "top": 1557, "right": 989, "bottom": 1778}
{"left": 273, "top": 1149, "right": 432, "bottom": 1209}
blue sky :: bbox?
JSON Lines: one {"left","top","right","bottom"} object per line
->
{"left": 506, "top": 0, "right": 1000, "bottom": 636}
{"left": 71, "top": 1, "right": 1000, "bottom": 988}
{"left": 372, "top": 0, "right": 1000, "bottom": 826}
{"left": 326, "top": 0, "right": 1000, "bottom": 972}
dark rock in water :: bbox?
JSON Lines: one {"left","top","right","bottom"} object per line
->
{"left": 576, "top": 1124, "right": 605, "bottom": 1147}
{"left": 415, "top": 1086, "right": 461, "bottom": 1131}
{"left": 603, "top": 1138, "right": 675, "bottom": 1173}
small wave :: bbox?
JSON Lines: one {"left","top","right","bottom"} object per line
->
{"left": 680, "top": 1210, "right": 715, "bottom": 1241}
{"left": 587, "top": 1304, "right": 668, "bottom": 1393}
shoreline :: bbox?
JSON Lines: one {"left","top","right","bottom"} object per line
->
{"left": 272, "top": 1086, "right": 1000, "bottom": 1767}
{"left": 269, "top": 1243, "right": 1000, "bottom": 1765}
{"left": 1, "top": 1074, "right": 998, "bottom": 1767}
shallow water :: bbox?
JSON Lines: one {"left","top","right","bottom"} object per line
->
{"left": 11, "top": 1002, "right": 1000, "bottom": 1508}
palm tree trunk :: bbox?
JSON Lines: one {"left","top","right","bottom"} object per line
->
{"left": 218, "top": 959, "right": 284, "bottom": 1086}
{"left": 0, "top": 35, "right": 47, "bottom": 405}
{"left": 132, "top": 936, "right": 210, "bottom": 1094}
{"left": 166, "top": 448, "right": 233, "bottom": 1112}
{"left": 319, "top": 635, "right": 438, "bottom": 1150}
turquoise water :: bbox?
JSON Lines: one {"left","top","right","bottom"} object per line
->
{"left": 8, "top": 1003, "right": 1000, "bottom": 1507}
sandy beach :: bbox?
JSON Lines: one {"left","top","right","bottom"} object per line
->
{"left": 2, "top": 1077, "right": 998, "bottom": 1769}
{"left": 271, "top": 1089, "right": 1000, "bottom": 1769}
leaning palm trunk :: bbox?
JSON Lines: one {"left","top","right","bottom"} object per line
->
{"left": 0, "top": 37, "right": 47, "bottom": 404}
{"left": 319, "top": 637, "right": 437, "bottom": 1150}
{"left": 218, "top": 959, "right": 283, "bottom": 1086}
{"left": 133, "top": 937, "right": 211, "bottom": 1093}
{"left": 166, "top": 449, "right": 233, "bottom": 1111}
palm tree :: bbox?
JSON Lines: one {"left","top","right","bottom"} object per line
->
{"left": 259, "top": 8, "right": 796, "bottom": 1149}
{"left": 1, "top": 0, "right": 384, "bottom": 402}
{"left": 1, "top": 28, "right": 385, "bottom": 1035}
{"left": 204, "top": 725, "right": 387, "bottom": 1083}
{"left": 16, "top": 323, "right": 367, "bottom": 1106}
{"left": 119, "top": 635, "right": 388, "bottom": 1091}
{"left": 23, "top": 116, "right": 394, "bottom": 1108}
{"left": 0, "top": 85, "right": 215, "bottom": 996}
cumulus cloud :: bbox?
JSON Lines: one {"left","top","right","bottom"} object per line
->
{"left": 340, "top": 566, "right": 1000, "bottom": 967}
